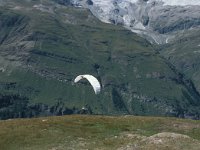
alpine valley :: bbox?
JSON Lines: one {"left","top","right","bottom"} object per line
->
{"left": 0, "top": 0, "right": 200, "bottom": 120}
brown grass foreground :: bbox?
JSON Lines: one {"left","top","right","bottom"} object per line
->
{"left": 0, "top": 115, "right": 200, "bottom": 150}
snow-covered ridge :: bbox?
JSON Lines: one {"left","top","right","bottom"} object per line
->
{"left": 90, "top": 0, "right": 200, "bottom": 6}
{"left": 72, "top": 0, "right": 200, "bottom": 44}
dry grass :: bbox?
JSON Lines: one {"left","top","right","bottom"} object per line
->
{"left": 0, "top": 115, "right": 200, "bottom": 150}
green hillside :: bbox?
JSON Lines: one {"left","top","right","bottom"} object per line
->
{"left": 161, "top": 29, "right": 200, "bottom": 96}
{"left": 0, "top": 115, "right": 200, "bottom": 150}
{"left": 0, "top": 0, "right": 200, "bottom": 119}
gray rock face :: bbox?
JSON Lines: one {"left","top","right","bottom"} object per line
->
{"left": 71, "top": 0, "right": 200, "bottom": 44}
{"left": 149, "top": 6, "right": 200, "bottom": 34}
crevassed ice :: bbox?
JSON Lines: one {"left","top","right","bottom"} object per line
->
{"left": 160, "top": 0, "right": 200, "bottom": 6}
{"left": 92, "top": 0, "right": 200, "bottom": 8}
{"left": 124, "top": 0, "right": 138, "bottom": 3}
{"left": 92, "top": 0, "right": 114, "bottom": 15}
{"left": 92, "top": 0, "right": 114, "bottom": 9}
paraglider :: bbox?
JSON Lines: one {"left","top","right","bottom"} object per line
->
{"left": 74, "top": 74, "right": 101, "bottom": 94}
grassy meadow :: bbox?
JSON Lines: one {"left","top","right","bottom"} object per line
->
{"left": 0, "top": 115, "right": 200, "bottom": 150}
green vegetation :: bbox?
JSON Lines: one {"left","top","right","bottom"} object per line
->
{"left": 0, "top": 0, "right": 200, "bottom": 119}
{"left": 161, "top": 29, "right": 200, "bottom": 95}
{"left": 0, "top": 115, "right": 200, "bottom": 150}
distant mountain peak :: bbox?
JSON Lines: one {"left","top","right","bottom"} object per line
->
{"left": 72, "top": 0, "right": 200, "bottom": 44}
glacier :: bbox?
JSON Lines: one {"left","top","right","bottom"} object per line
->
{"left": 72, "top": 0, "right": 200, "bottom": 44}
{"left": 161, "top": 0, "right": 200, "bottom": 6}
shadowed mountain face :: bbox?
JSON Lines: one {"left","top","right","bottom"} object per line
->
{"left": 0, "top": 0, "right": 200, "bottom": 120}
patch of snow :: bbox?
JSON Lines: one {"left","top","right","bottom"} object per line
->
{"left": 131, "top": 29, "right": 143, "bottom": 34}
{"left": 12, "top": 6, "right": 23, "bottom": 10}
{"left": 151, "top": 36, "right": 160, "bottom": 45}
{"left": 166, "top": 38, "right": 169, "bottom": 43}
{"left": 134, "top": 22, "right": 146, "bottom": 30}
{"left": 123, "top": 15, "right": 132, "bottom": 26}
{"left": 194, "top": 50, "right": 200, "bottom": 53}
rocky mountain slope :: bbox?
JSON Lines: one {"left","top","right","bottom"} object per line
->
{"left": 160, "top": 29, "right": 200, "bottom": 101}
{"left": 71, "top": 0, "right": 200, "bottom": 44}
{"left": 0, "top": 0, "right": 200, "bottom": 119}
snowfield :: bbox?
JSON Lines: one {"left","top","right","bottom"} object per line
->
{"left": 91, "top": 0, "right": 200, "bottom": 6}
{"left": 161, "top": 0, "right": 200, "bottom": 6}
{"left": 72, "top": 0, "right": 200, "bottom": 44}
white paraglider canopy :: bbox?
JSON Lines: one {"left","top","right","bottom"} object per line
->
{"left": 74, "top": 74, "right": 101, "bottom": 94}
